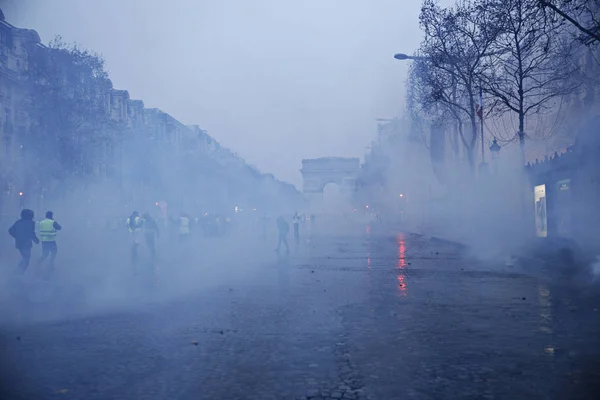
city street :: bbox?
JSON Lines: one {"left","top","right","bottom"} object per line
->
{"left": 1, "top": 222, "right": 600, "bottom": 400}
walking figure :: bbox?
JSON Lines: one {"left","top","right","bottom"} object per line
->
{"left": 260, "top": 213, "right": 269, "bottom": 239}
{"left": 293, "top": 211, "right": 301, "bottom": 245}
{"left": 37, "top": 211, "right": 62, "bottom": 275}
{"left": 178, "top": 213, "right": 191, "bottom": 244}
{"left": 275, "top": 216, "right": 290, "bottom": 254}
{"left": 142, "top": 212, "right": 159, "bottom": 260}
{"left": 127, "top": 211, "right": 144, "bottom": 265}
{"left": 8, "top": 209, "right": 39, "bottom": 274}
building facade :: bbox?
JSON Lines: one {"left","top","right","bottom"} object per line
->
{"left": 527, "top": 115, "right": 600, "bottom": 250}
{"left": 0, "top": 10, "right": 301, "bottom": 219}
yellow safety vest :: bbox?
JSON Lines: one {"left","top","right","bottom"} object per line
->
{"left": 127, "top": 216, "right": 143, "bottom": 232}
{"left": 179, "top": 217, "right": 190, "bottom": 235}
{"left": 39, "top": 218, "right": 57, "bottom": 242}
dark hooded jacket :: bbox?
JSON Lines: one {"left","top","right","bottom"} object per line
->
{"left": 8, "top": 209, "right": 39, "bottom": 249}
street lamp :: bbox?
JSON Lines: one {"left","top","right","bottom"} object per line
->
{"left": 394, "top": 53, "right": 426, "bottom": 61}
{"left": 395, "top": 50, "right": 491, "bottom": 168}
{"left": 489, "top": 137, "right": 501, "bottom": 159}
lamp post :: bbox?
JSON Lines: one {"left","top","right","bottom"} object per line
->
{"left": 395, "top": 51, "right": 459, "bottom": 175}
{"left": 394, "top": 53, "right": 426, "bottom": 61}
{"left": 489, "top": 137, "right": 501, "bottom": 159}
{"left": 395, "top": 51, "right": 505, "bottom": 171}
{"left": 489, "top": 137, "right": 501, "bottom": 174}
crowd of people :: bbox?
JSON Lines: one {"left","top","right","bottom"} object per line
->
{"left": 5, "top": 208, "right": 315, "bottom": 279}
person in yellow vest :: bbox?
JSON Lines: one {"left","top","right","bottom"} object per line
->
{"left": 37, "top": 211, "right": 62, "bottom": 273}
{"left": 127, "top": 211, "right": 144, "bottom": 264}
{"left": 179, "top": 212, "right": 190, "bottom": 244}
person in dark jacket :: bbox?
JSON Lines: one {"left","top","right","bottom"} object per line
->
{"left": 142, "top": 212, "right": 159, "bottom": 259}
{"left": 275, "top": 216, "right": 290, "bottom": 254}
{"left": 8, "top": 209, "right": 39, "bottom": 273}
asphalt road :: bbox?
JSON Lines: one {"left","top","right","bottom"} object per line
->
{"left": 1, "top": 222, "right": 599, "bottom": 400}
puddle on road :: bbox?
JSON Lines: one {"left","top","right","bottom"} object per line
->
{"left": 397, "top": 233, "right": 407, "bottom": 269}
{"left": 396, "top": 233, "right": 408, "bottom": 297}
{"left": 538, "top": 284, "right": 554, "bottom": 335}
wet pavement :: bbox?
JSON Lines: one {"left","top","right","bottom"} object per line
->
{"left": 1, "top": 223, "right": 599, "bottom": 399}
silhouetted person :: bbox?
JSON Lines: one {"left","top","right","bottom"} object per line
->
{"left": 178, "top": 213, "right": 190, "bottom": 244}
{"left": 142, "top": 212, "right": 159, "bottom": 259}
{"left": 127, "top": 211, "right": 144, "bottom": 265}
{"left": 293, "top": 212, "right": 301, "bottom": 245}
{"left": 37, "top": 211, "right": 62, "bottom": 274}
{"left": 8, "top": 209, "right": 39, "bottom": 274}
{"left": 276, "top": 216, "right": 290, "bottom": 254}
{"left": 260, "top": 213, "right": 269, "bottom": 238}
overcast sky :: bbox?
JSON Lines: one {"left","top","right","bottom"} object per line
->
{"left": 2, "top": 0, "right": 450, "bottom": 186}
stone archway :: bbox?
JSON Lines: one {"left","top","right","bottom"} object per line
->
{"left": 300, "top": 157, "right": 360, "bottom": 212}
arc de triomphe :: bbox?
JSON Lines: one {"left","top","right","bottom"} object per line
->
{"left": 300, "top": 157, "right": 360, "bottom": 212}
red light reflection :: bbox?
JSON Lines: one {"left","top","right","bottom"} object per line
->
{"left": 397, "top": 233, "right": 406, "bottom": 269}
{"left": 397, "top": 275, "right": 407, "bottom": 295}
{"left": 396, "top": 233, "right": 407, "bottom": 296}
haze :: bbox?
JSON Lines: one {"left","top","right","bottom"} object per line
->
{"left": 1, "top": 0, "right": 451, "bottom": 185}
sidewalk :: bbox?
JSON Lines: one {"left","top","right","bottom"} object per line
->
{"left": 401, "top": 218, "right": 600, "bottom": 293}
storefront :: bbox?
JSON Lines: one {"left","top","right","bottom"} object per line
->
{"left": 528, "top": 151, "right": 574, "bottom": 239}
{"left": 527, "top": 116, "right": 600, "bottom": 248}
{"left": 534, "top": 184, "right": 547, "bottom": 238}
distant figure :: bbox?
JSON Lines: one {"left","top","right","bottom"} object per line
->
{"left": 142, "top": 212, "right": 159, "bottom": 259}
{"left": 310, "top": 214, "right": 316, "bottom": 229}
{"left": 127, "top": 211, "right": 144, "bottom": 265}
{"left": 260, "top": 213, "right": 269, "bottom": 238}
{"left": 179, "top": 213, "right": 190, "bottom": 243}
{"left": 293, "top": 211, "right": 301, "bottom": 245}
{"left": 276, "top": 216, "right": 290, "bottom": 254}
{"left": 37, "top": 211, "right": 62, "bottom": 274}
{"left": 224, "top": 217, "right": 232, "bottom": 235}
{"left": 8, "top": 209, "right": 39, "bottom": 274}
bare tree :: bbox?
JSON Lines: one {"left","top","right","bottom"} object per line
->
{"left": 482, "top": 0, "right": 580, "bottom": 164}
{"left": 416, "top": 0, "right": 501, "bottom": 170}
{"left": 539, "top": 0, "right": 600, "bottom": 45}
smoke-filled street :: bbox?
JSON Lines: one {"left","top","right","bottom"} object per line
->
{"left": 2, "top": 0, "right": 600, "bottom": 398}
{"left": 1, "top": 222, "right": 599, "bottom": 400}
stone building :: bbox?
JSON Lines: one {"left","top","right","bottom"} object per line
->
{"left": 0, "top": 10, "right": 41, "bottom": 193}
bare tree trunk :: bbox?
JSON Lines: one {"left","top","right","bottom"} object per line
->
{"left": 518, "top": 109, "right": 526, "bottom": 167}
{"left": 469, "top": 114, "right": 478, "bottom": 172}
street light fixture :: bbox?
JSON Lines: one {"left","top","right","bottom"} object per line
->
{"left": 489, "top": 137, "right": 501, "bottom": 159}
{"left": 394, "top": 49, "right": 495, "bottom": 168}
{"left": 394, "top": 53, "right": 426, "bottom": 61}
